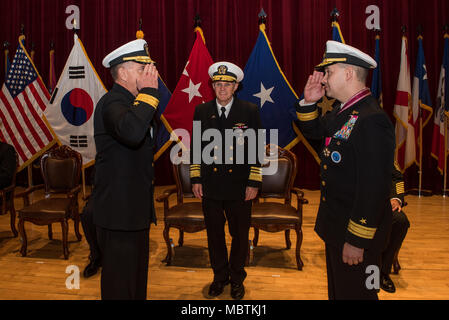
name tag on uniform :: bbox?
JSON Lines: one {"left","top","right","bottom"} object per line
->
{"left": 333, "top": 115, "right": 358, "bottom": 140}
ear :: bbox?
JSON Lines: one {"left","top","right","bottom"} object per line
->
{"left": 346, "top": 67, "right": 355, "bottom": 82}
{"left": 117, "top": 66, "right": 128, "bottom": 82}
{"left": 232, "top": 82, "right": 239, "bottom": 93}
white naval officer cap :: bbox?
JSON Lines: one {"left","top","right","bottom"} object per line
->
{"left": 102, "top": 39, "right": 155, "bottom": 68}
{"left": 208, "top": 61, "right": 244, "bottom": 83}
{"left": 315, "top": 40, "right": 377, "bottom": 70}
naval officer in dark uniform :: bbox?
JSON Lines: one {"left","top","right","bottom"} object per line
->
{"left": 190, "top": 62, "right": 263, "bottom": 300}
{"left": 92, "top": 39, "right": 160, "bottom": 300}
{"left": 296, "top": 41, "right": 395, "bottom": 299}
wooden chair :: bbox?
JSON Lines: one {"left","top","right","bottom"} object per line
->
{"left": 17, "top": 145, "right": 82, "bottom": 259}
{"left": 156, "top": 161, "right": 205, "bottom": 265}
{"left": 250, "top": 145, "right": 308, "bottom": 270}
{"left": 0, "top": 151, "right": 19, "bottom": 237}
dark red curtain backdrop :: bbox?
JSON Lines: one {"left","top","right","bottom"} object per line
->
{"left": 1, "top": 0, "right": 448, "bottom": 191}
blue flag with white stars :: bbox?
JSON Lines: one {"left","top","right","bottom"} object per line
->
{"left": 237, "top": 25, "right": 299, "bottom": 149}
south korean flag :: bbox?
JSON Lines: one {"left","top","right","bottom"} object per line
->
{"left": 45, "top": 34, "right": 107, "bottom": 168}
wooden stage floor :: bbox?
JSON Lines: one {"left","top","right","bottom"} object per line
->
{"left": 0, "top": 186, "right": 448, "bottom": 300}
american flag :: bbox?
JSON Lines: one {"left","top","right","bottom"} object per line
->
{"left": 0, "top": 36, "right": 55, "bottom": 170}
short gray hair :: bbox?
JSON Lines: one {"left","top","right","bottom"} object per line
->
{"left": 110, "top": 64, "right": 121, "bottom": 81}
{"left": 340, "top": 63, "right": 368, "bottom": 83}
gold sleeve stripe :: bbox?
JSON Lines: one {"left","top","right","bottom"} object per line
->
{"left": 190, "top": 164, "right": 201, "bottom": 178}
{"left": 249, "top": 172, "right": 262, "bottom": 182}
{"left": 250, "top": 167, "right": 262, "bottom": 172}
{"left": 135, "top": 93, "right": 159, "bottom": 108}
{"left": 347, "top": 219, "right": 377, "bottom": 240}
{"left": 190, "top": 170, "right": 201, "bottom": 178}
{"left": 297, "top": 110, "right": 319, "bottom": 122}
{"left": 396, "top": 182, "right": 405, "bottom": 194}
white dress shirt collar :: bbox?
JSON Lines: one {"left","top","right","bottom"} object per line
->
{"left": 216, "top": 97, "right": 234, "bottom": 118}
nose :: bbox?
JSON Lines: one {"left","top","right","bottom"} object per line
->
{"left": 321, "top": 75, "right": 328, "bottom": 86}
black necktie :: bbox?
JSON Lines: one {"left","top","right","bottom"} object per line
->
{"left": 219, "top": 107, "right": 226, "bottom": 125}
{"left": 220, "top": 107, "right": 226, "bottom": 120}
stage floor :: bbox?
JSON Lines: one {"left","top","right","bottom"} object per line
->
{"left": 0, "top": 185, "right": 448, "bottom": 300}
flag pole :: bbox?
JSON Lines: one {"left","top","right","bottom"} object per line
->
{"left": 30, "top": 42, "right": 35, "bottom": 63}
{"left": 417, "top": 25, "right": 424, "bottom": 198}
{"left": 71, "top": 18, "right": 86, "bottom": 199}
{"left": 444, "top": 113, "right": 448, "bottom": 197}
{"left": 258, "top": 8, "right": 267, "bottom": 26}
{"left": 331, "top": 7, "right": 340, "bottom": 22}
{"left": 3, "top": 41, "right": 9, "bottom": 76}
{"left": 49, "top": 40, "right": 54, "bottom": 94}
{"left": 19, "top": 24, "right": 35, "bottom": 190}
{"left": 444, "top": 25, "right": 449, "bottom": 197}
{"left": 419, "top": 112, "right": 423, "bottom": 197}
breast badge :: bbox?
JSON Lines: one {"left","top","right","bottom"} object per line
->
{"left": 331, "top": 151, "right": 341, "bottom": 163}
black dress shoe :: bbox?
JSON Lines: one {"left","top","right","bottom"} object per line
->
{"left": 231, "top": 282, "right": 245, "bottom": 300}
{"left": 208, "top": 279, "right": 230, "bottom": 297}
{"left": 380, "top": 273, "right": 396, "bottom": 293}
{"left": 83, "top": 260, "right": 101, "bottom": 278}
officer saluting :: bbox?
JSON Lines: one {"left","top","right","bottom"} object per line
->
{"left": 92, "top": 39, "right": 159, "bottom": 300}
{"left": 297, "top": 41, "right": 395, "bottom": 299}
{"left": 190, "top": 62, "right": 263, "bottom": 300}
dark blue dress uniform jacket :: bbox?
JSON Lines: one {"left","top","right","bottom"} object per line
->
{"left": 92, "top": 83, "right": 159, "bottom": 231}
{"left": 190, "top": 98, "right": 263, "bottom": 200}
{"left": 297, "top": 95, "right": 395, "bottom": 251}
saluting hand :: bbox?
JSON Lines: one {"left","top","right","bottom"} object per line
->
{"left": 304, "top": 71, "right": 325, "bottom": 104}
{"left": 137, "top": 63, "right": 159, "bottom": 90}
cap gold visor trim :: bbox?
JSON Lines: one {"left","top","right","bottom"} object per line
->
{"left": 123, "top": 56, "right": 156, "bottom": 64}
{"left": 316, "top": 57, "right": 347, "bottom": 68}
{"left": 212, "top": 75, "right": 237, "bottom": 82}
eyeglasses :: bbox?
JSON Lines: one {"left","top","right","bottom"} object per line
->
{"left": 213, "top": 82, "right": 234, "bottom": 89}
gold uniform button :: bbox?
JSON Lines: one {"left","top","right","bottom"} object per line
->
{"left": 322, "top": 181, "right": 326, "bottom": 186}
{"left": 322, "top": 196, "right": 326, "bottom": 202}
{"left": 323, "top": 164, "right": 327, "bottom": 170}
{"left": 213, "top": 168, "right": 218, "bottom": 172}
{"left": 228, "top": 169, "right": 233, "bottom": 173}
